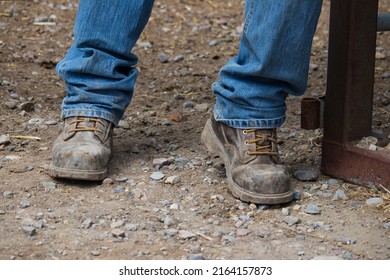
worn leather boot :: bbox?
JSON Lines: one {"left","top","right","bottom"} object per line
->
{"left": 49, "top": 117, "right": 113, "bottom": 181}
{"left": 201, "top": 117, "right": 292, "bottom": 204}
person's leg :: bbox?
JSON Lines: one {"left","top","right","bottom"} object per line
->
{"left": 49, "top": 0, "right": 155, "bottom": 180}
{"left": 202, "top": 0, "right": 323, "bottom": 204}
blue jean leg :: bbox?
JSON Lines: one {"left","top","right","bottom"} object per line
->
{"left": 213, "top": 0, "right": 323, "bottom": 129}
{"left": 56, "top": 0, "right": 155, "bottom": 126}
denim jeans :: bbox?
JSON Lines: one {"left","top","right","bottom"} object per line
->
{"left": 56, "top": 0, "right": 323, "bottom": 129}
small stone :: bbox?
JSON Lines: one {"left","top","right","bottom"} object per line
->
{"left": 283, "top": 216, "right": 301, "bottom": 226}
{"left": 366, "top": 197, "right": 383, "bottom": 205}
{"left": 158, "top": 52, "right": 169, "bottom": 63}
{"left": 4, "top": 100, "right": 18, "bottom": 109}
{"left": 208, "top": 39, "right": 220, "bottom": 46}
{"left": 82, "top": 219, "right": 93, "bottom": 229}
{"left": 20, "top": 200, "right": 31, "bottom": 209}
{"left": 40, "top": 181, "right": 57, "bottom": 191}
{"left": 173, "top": 55, "right": 184, "bottom": 62}
{"left": 165, "top": 175, "right": 180, "bottom": 185}
{"left": 257, "top": 205, "right": 270, "bottom": 210}
{"left": 333, "top": 189, "right": 348, "bottom": 200}
{"left": 125, "top": 224, "right": 137, "bottom": 231}
{"left": 194, "top": 103, "right": 209, "bottom": 112}
{"left": 282, "top": 207, "right": 290, "bottom": 216}
{"left": 153, "top": 158, "right": 170, "bottom": 169}
{"left": 0, "top": 134, "right": 10, "bottom": 145}
{"left": 304, "top": 204, "right": 321, "bottom": 214}
{"left": 236, "top": 228, "right": 251, "bottom": 237}
{"left": 114, "top": 186, "right": 123, "bottom": 193}
{"left": 90, "top": 250, "right": 100, "bottom": 256}
{"left": 110, "top": 220, "right": 125, "bottom": 229}
{"left": 102, "top": 178, "right": 114, "bottom": 185}
{"left": 179, "top": 230, "right": 197, "bottom": 240}
{"left": 189, "top": 246, "right": 201, "bottom": 253}
{"left": 183, "top": 101, "right": 194, "bottom": 108}
{"left": 383, "top": 222, "right": 390, "bottom": 229}
{"left": 118, "top": 120, "right": 130, "bottom": 129}
{"left": 169, "top": 203, "right": 180, "bottom": 210}
{"left": 150, "top": 171, "right": 165, "bottom": 181}
{"left": 297, "top": 251, "right": 305, "bottom": 256}
{"left": 337, "top": 237, "right": 357, "bottom": 245}
{"left": 312, "top": 256, "right": 343, "bottom": 260}
{"left": 293, "top": 169, "right": 320, "bottom": 181}
{"left": 293, "top": 191, "right": 302, "bottom": 201}
{"left": 188, "top": 254, "right": 205, "bottom": 260}
{"left": 163, "top": 216, "right": 175, "bottom": 227}
{"left": 3, "top": 191, "right": 13, "bottom": 198}
{"left": 111, "top": 229, "right": 125, "bottom": 238}
{"left": 22, "top": 226, "right": 36, "bottom": 236}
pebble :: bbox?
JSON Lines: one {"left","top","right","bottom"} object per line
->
{"left": 150, "top": 172, "right": 165, "bottom": 181}
{"left": 293, "top": 191, "right": 302, "bottom": 201}
{"left": 282, "top": 207, "right": 290, "bottom": 216}
{"left": 337, "top": 238, "right": 357, "bottom": 245}
{"left": 332, "top": 189, "right": 348, "bottom": 200}
{"left": 18, "top": 101, "right": 34, "bottom": 112}
{"left": 366, "top": 197, "right": 383, "bottom": 205}
{"left": 125, "top": 224, "right": 137, "bottom": 231}
{"left": 179, "top": 230, "right": 197, "bottom": 240}
{"left": 304, "top": 204, "right": 321, "bottom": 215}
{"left": 194, "top": 103, "right": 209, "bottom": 112}
{"left": 189, "top": 246, "right": 201, "bottom": 253}
{"left": 111, "top": 229, "right": 125, "bottom": 238}
{"left": 173, "top": 55, "right": 184, "bottom": 62}
{"left": 183, "top": 101, "right": 194, "bottom": 108}
{"left": 163, "top": 216, "right": 175, "bottom": 228}
{"left": 0, "top": 134, "right": 10, "bottom": 145}
{"left": 293, "top": 169, "right": 320, "bottom": 182}
{"left": 22, "top": 226, "right": 36, "bottom": 236}
{"left": 3, "top": 191, "right": 13, "bottom": 198}
{"left": 165, "top": 175, "right": 180, "bottom": 185}
{"left": 4, "top": 100, "right": 18, "bottom": 109}
{"left": 20, "top": 200, "right": 31, "bottom": 209}
{"left": 152, "top": 158, "right": 170, "bottom": 169}
{"left": 118, "top": 120, "right": 130, "bottom": 129}
{"left": 40, "top": 181, "right": 57, "bottom": 191}
{"left": 283, "top": 216, "right": 301, "bottom": 226}
{"left": 236, "top": 228, "right": 251, "bottom": 237}
{"left": 158, "top": 52, "right": 169, "bottom": 63}
{"left": 383, "top": 222, "right": 390, "bottom": 229}
{"left": 114, "top": 186, "right": 123, "bottom": 193}
{"left": 188, "top": 254, "right": 205, "bottom": 260}
{"left": 90, "top": 250, "right": 100, "bottom": 256}
{"left": 110, "top": 220, "right": 125, "bottom": 229}
{"left": 312, "top": 256, "right": 343, "bottom": 260}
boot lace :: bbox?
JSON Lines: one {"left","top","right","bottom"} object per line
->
{"left": 68, "top": 117, "right": 105, "bottom": 133}
{"left": 243, "top": 129, "right": 278, "bottom": 156}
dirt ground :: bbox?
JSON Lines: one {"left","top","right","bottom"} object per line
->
{"left": 0, "top": 0, "right": 389, "bottom": 260}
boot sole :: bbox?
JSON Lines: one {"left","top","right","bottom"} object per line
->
{"left": 201, "top": 118, "right": 293, "bottom": 204}
{"left": 48, "top": 163, "right": 107, "bottom": 181}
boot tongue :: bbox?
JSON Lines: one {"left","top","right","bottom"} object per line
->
{"left": 62, "top": 117, "right": 100, "bottom": 141}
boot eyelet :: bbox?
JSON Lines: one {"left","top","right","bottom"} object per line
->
{"left": 243, "top": 130, "right": 248, "bottom": 134}
{"left": 244, "top": 141, "right": 249, "bottom": 145}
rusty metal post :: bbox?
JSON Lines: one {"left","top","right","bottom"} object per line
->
{"left": 321, "top": 0, "right": 390, "bottom": 190}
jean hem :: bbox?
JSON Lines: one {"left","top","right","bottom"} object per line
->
{"left": 214, "top": 114, "right": 286, "bottom": 129}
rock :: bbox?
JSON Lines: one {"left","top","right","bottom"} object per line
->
{"left": 111, "top": 229, "right": 125, "bottom": 238}
{"left": 4, "top": 100, "right": 18, "bottom": 109}
{"left": 183, "top": 101, "right": 194, "bottom": 108}
{"left": 173, "top": 55, "right": 184, "bottom": 62}
{"left": 165, "top": 175, "right": 180, "bottom": 185}
{"left": 304, "top": 204, "right": 321, "bottom": 215}
{"left": 118, "top": 120, "right": 130, "bottom": 129}
{"left": 333, "top": 189, "right": 348, "bottom": 200}
{"left": 40, "top": 181, "right": 57, "bottom": 191}
{"left": 150, "top": 171, "right": 165, "bottom": 181}
{"left": 282, "top": 207, "right": 290, "bottom": 216}
{"left": 0, "top": 134, "right": 10, "bottom": 145}
{"left": 366, "top": 197, "right": 383, "bottom": 205}
{"left": 110, "top": 220, "right": 125, "bottom": 229}
{"left": 179, "top": 230, "right": 197, "bottom": 240}
{"left": 90, "top": 250, "right": 100, "bottom": 256}
{"left": 20, "top": 200, "right": 31, "bottom": 209}
{"left": 194, "top": 103, "right": 209, "bottom": 112}
{"left": 188, "top": 254, "right": 205, "bottom": 260}
{"left": 82, "top": 219, "right": 93, "bottom": 229}
{"left": 152, "top": 158, "right": 171, "bottom": 169}
{"left": 312, "top": 256, "right": 343, "bottom": 260}
{"left": 293, "top": 191, "right": 302, "bottom": 201}
{"left": 158, "top": 52, "right": 169, "bottom": 63}
{"left": 236, "top": 228, "right": 251, "bottom": 237}
{"left": 125, "top": 224, "right": 137, "bottom": 231}
{"left": 22, "top": 226, "right": 36, "bottom": 236}
{"left": 337, "top": 237, "right": 357, "bottom": 245}
{"left": 3, "top": 191, "right": 13, "bottom": 198}
{"left": 293, "top": 169, "right": 320, "bottom": 181}
{"left": 383, "top": 222, "right": 390, "bottom": 229}
{"left": 283, "top": 216, "right": 301, "bottom": 226}
{"left": 114, "top": 186, "right": 123, "bottom": 193}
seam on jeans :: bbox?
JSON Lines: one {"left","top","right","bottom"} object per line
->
{"left": 242, "top": 0, "right": 255, "bottom": 64}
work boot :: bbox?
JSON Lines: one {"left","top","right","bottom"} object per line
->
{"left": 201, "top": 117, "right": 292, "bottom": 204}
{"left": 49, "top": 116, "right": 113, "bottom": 181}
